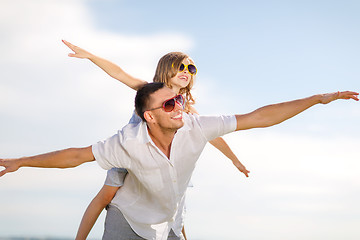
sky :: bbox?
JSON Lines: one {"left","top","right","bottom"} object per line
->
{"left": 0, "top": 0, "right": 359, "bottom": 239}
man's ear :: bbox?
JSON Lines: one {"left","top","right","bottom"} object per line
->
{"left": 143, "top": 111, "right": 154, "bottom": 122}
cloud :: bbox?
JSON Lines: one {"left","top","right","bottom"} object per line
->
{"left": 0, "top": 0, "right": 194, "bottom": 151}
{"left": 1, "top": 1, "right": 359, "bottom": 239}
{"left": 0, "top": 0, "right": 194, "bottom": 238}
{"left": 187, "top": 131, "right": 360, "bottom": 239}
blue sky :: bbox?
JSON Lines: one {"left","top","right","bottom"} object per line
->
{"left": 0, "top": 0, "right": 359, "bottom": 239}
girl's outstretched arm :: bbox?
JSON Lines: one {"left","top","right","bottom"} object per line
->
{"left": 62, "top": 40, "right": 147, "bottom": 91}
{"left": 189, "top": 106, "right": 250, "bottom": 177}
{"left": 208, "top": 137, "right": 249, "bottom": 177}
{"left": 75, "top": 185, "right": 120, "bottom": 240}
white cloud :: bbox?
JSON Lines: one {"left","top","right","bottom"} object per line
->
{"left": 0, "top": 0, "right": 194, "bottom": 238}
{"left": 186, "top": 131, "right": 360, "bottom": 239}
{"left": 1, "top": 1, "right": 359, "bottom": 239}
{"left": 0, "top": 0, "right": 194, "bottom": 148}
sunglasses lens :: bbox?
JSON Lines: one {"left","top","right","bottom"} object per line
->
{"left": 187, "top": 64, "right": 197, "bottom": 75}
{"left": 163, "top": 99, "right": 176, "bottom": 112}
{"left": 179, "top": 63, "right": 185, "bottom": 72}
{"left": 175, "top": 95, "right": 184, "bottom": 105}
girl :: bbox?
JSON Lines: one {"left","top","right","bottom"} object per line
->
{"left": 63, "top": 40, "right": 249, "bottom": 240}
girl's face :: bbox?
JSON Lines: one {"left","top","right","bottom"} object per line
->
{"left": 169, "top": 57, "right": 195, "bottom": 94}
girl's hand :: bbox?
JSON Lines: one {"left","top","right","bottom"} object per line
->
{"left": 62, "top": 40, "right": 93, "bottom": 59}
{"left": 232, "top": 160, "right": 250, "bottom": 177}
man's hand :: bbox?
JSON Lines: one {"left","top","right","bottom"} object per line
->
{"left": 0, "top": 147, "right": 94, "bottom": 177}
{"left": 233, "top": 160, "right": 250, "bottom": 177}
{"left": 0, "top": 158, "right": 21, "bottom": 177}
{"left": 320, "top": 91, "right": 359, "bottom": 104}
{"left": 62, "top": 40, "right": 93, "bottom": 59}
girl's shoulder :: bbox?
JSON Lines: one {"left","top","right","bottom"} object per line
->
{"left": 128, "top": 110, "right": 142, "bottom": 124}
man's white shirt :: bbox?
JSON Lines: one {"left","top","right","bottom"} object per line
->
{"left": 92, "top": 113, "right": 236, "bottom": 240}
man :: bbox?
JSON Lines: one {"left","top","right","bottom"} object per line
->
{"left": 0, "top": 82, "right": 358, "bottom": 240}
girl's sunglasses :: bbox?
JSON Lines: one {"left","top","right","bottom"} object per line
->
{"left": 174, "top": 63, "right": 197, "bottom": 75}
{"left": 147, "top": 95, "right": 184, "bottom": 112}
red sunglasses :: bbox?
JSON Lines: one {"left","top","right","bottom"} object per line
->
{"left": 147, "top": 95, "right": 184, "bottom": 112}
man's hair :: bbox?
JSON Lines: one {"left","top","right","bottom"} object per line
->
{"left": 135, "top": 82, "right": 165, "bottom": 121}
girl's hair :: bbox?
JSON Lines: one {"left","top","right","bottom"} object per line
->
{"left": 153, "top": 52, "right": 195, "bottom": 113}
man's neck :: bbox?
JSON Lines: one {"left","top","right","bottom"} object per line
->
{"left": 147, "top": 126, "right": 176, "bottom": 159}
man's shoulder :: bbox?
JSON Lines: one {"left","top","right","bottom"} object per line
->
{"left": 181, "top": 113, "right": 198, "bottom": 129}
{"left": 181, "top": 113, "right": 220, "bottom": 132}
{"left": 118, "top": 121, "right": 148, "bottom": 143}
{"left": 183, "top": 113, "right": 229, "bottom": 123}
{"left": 183, "top": 113, "right": 237, "bottom": 133}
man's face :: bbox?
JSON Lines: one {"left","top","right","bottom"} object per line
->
{"left": 146, "top": 87, "right": 185, "bottom": 131}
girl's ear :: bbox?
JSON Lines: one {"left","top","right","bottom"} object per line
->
{"left": 143, "top": 111, "right": 154, "bottom": 122}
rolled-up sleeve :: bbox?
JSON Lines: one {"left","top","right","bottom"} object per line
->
{"left": 197, "top": 115, "right": 237, "bottom": 141}
{"left": 92, "top": 133, "right": 127, "bottom": 170}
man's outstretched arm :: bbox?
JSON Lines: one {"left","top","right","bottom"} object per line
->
{"left": 0, "top": 146, "right": 94, "bottom": 177}
{"left": 235, "top": 91, "right": 359, "bottom": 131}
